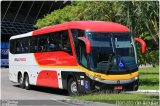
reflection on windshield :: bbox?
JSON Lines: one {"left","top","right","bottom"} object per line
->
{"left": 87, "top": 33, "right": 113, "bottom": 71}
{"left": 114, "top": 34, "right": 133, "bottom": 57}
{"left": 86, "top": 32, "right": 137, "bottom": 74}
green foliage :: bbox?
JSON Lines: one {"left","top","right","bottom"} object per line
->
{"left": 139, "top": 66, "right": 159, "bottom": 90}
{"left": 35, "top": 1, "right": 159, "bottom": 66}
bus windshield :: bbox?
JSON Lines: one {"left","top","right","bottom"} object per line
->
{"left": 86, "top": 32, "right": 137, "bottom": 74}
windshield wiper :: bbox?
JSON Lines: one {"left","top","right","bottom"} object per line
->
{"left": 104, "top": 53, "right": 115, "bottom": 74}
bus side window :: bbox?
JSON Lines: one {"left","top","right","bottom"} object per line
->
{"left": 15, "top": 39, "right": 22, "bottom": 54}
{"left": 71, "top": 29, "right": 85, "bottom": 48}
{"left": 30, "top": 37, "right": 38, "bottom": 53}
{"left": 38, "top": 35, "right": 48, "bottom": 52}
{"left": 61, "top": 30, "right": 72, "bottom": 55}
{"left": 21, "top": 38, "right": 29, "bottom": 53}
{"left": 77, "top": 41, "right": 87, "bottom": 67}
{"left": 48, "top": 33, "right": 61, "bottom": 51}
{"left": 10, "top": 40, "right": 16, "bottom": 54}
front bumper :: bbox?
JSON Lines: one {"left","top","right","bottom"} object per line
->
{"left": 77, "top": 75, "right": 139, "bottom": 93}
{"left": 91, "top": 79, "right": 139, "bottom": 91}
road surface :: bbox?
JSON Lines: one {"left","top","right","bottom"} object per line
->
{"left": 1, "top": 68, "right": 69, "bottom": 100}
{"left": 1, "top": 68, "right": 115, "bottom": 106}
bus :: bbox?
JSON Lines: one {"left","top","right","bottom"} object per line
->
{"left": 9, "top": 21, "right": 146, "bottom": 95}
{"left": 1, "top": 35, "right": 10, "bottom": 67}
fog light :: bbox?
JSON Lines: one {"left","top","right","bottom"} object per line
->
{"left": 134, "top": 76, "right": 138, "bottom": 80}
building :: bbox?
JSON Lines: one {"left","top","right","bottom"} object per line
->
{"left": 1, "top": 1, "right": 71, "bottom": 67}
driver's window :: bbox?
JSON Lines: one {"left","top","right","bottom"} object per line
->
{"left": 77, "top": 41, "right": 87, "bottom": 68}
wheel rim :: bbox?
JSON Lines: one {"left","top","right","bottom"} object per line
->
{"left": 25, "top": 77, "right": 29, "bottom": 87}
{"left": 70, "top": 81, "right": 78, "bottom": 94}
{"left": 20, "top": 76, "right": 23, "bottom": 84}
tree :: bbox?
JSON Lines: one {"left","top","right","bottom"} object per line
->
{"left": 35, "top": 1, "right": 159, "bottom": 66}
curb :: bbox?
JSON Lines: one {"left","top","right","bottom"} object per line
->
{"left": 124, "top": 90, "right": 160, "bottom": 95}
{"left": 137, "top": 90, "right": 160, "bottom": 93}
{"left": 61, "top": 99, "right": 116, "bottom": 106}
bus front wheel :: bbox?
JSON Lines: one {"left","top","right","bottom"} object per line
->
{"left": 24, "top": 74, "right": 31, "bottom": 90}
{"left": 67, "top": 78, "right": 79, "bottom": 96}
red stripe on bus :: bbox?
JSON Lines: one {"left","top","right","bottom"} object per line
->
{"left": 34, "top": 51, "right": 77, "bottom": 66}
{"left": 36, "top": 70, "right": 59, "bottom": 88}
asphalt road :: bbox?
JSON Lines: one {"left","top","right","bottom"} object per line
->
{"left": 1, "top": 68, "right": 74, "bottom": 106}
{"left": 1, "top": 68, "right": 115, "bottom": 106}
{"left": 1, "top": 68, "right": 69, "bottom": 100}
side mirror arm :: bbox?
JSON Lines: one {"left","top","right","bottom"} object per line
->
{"left": 134, "top": 37, "right": 146, "bottom": 54}
{"left": 78, "top": 37, "right": 91, "bottom": 54}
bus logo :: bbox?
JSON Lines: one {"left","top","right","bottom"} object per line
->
{"left": 14, "top": 58, "right": 26, "bottom": 62}
{"left": 94, "top": 74, "right": 101, "bottom": 78}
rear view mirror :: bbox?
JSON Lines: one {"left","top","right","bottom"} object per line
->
{"left": 134, "top": 37, "right": 146, "bottom": 54}
{"left": 78, "top": 37, "right": 91, "bottom": 54}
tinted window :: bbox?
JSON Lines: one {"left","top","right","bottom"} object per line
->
{"left": 71, "top": 29, "right": 85, "bottom": 48}
{"left": 15, "top": 39, "right": 22, "bottom": 54}
{"left": 48, "top": 30, "right": 72, "bottom": 55}
{"left": 71, "top": 29, "right": 85, "bottom": 38}
{"left": 38, "top": 35, "right": 48, "bottom": 52}
{"left": 48, "top": 33, "right": 62, "bottom": 51}
{"left": 10, "top": 40, "right": 16, "bottom": 54}
{"left": 10, "top": 30, "right": 72, "bottom": 55}
{"left": 30, "top": 36, "right": 38, "bottom": 53}
{"left": 21, "top": 38, "right": 29, "bottom": 53}
{"left": 61, "top": 31, "right": 72, "bottom": 55}
{"left": 77, "top": 40, "right": 87, "bottom": 67}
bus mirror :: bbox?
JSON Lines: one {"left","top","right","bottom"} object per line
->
{"left": 134, "top": 37, "right": 146, "bottom": 54}
{"left": 78, "top": 37, "right": 91, "bottom": 54}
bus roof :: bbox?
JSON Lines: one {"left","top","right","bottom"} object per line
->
{"left": 10, "top": 32, "right": 32, "bottom": 40}
{"left": 33, "top": 21, "right": 129, "bottom": 35}
{"left": 10, "top": 21, "right": 129, "bottom": 39}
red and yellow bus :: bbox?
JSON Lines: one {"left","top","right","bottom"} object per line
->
{"left": 9, "top": 21, "right": 146, "bottom": 95}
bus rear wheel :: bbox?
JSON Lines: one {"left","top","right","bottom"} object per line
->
{"left": 67, "top": 78, "right": 79, "bottom": 96}
{"left": 24, "top": 74, "right": 31, "bottom": 90}
{"left": 19, "top": 74, "right": 25, "bottom": 88}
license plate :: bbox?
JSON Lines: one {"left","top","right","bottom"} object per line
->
{"left": 114, "top": 86, "right": 123, "bottom": 90}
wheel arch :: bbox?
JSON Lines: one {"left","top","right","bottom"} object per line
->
{"left": 61, "top": 72, "right": 77, "bottom": 90}
{"left": 23, "top": 72, "right": 28, "bottom": 77}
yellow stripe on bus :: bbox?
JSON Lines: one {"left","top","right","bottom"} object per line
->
{"left": 37, "top": 64, "right": 138, "bottom": 81}
{"left": 79, "top": 66, "right": 139, "bottom": 80}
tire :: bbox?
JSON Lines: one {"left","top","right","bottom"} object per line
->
{"left": 67, "top": 78, "right": 79, "bottom": 96}
{"left": 19, "top": 74, "right": 25, "bottom": 88}
{"left": 132, "top": 82, "right": 139, "bottom": 91}
{"left": 24, "top": 74, "right": 31, "bottom": 90}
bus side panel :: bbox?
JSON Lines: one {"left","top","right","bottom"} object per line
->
{"left": 9, "top": 65, "right": 19, "bottom": 83}
{"left": 9, "top": 52, "right": 39, "bottom": 84}
{"left": 34, "top": 52, "right": 77, "bottom": 66}
{"left": 36, "top": 70, "right": 59, "bottom": 88}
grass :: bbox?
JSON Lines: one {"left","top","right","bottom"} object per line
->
{"left": 139, "top": 66, "right": 159, "bottom": 90}
{"left": 70, "top": 66, "right": 159, "bottom": 104}
{"left": 71, "top": 93, "right": 159, "bottom": 104}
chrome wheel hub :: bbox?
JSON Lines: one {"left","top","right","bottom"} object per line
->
{"left": 71, "top": 81, "right": 77, "bottom": 94}
{"left": 25, "top": 78, "right": 29, "bottom": 87}
{"left": 20, "top": 77, "right": 23, "bottom": 84}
